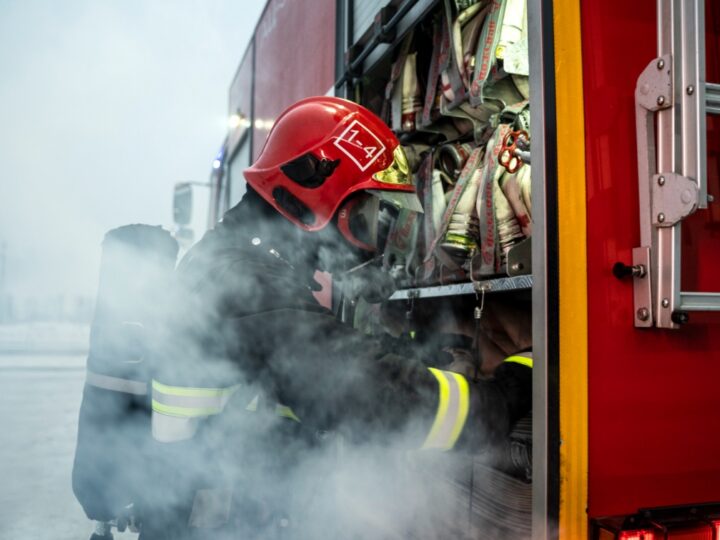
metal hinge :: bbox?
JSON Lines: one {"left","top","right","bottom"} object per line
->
{"left": 651, "top": 172, "right": 698, "bottom": 227}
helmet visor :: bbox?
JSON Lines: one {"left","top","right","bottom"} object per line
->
{"left": 366, "top": 189, "right": 424, "bottom": 213}
{"left": 369, "top": 145, "right": 423, "bottom": 212}
{"left": 372, "top": 145, "right": 413, "bottom": 187}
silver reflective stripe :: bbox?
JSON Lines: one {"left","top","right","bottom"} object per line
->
{"left": 153, "top": 391, "right": 233, "bottom": 410}
{"left": 86, "top": 369, "right": 147, "bottom": 395}
{"left": 421, "top": 368, "right": 470, "bottom": 451}
{"left": 151, "top": 380, "right": 240, "bottom": 442}
{"left": 152, "top": 414, "right": 200, "bottom": 443}
{"left": 151, "top": 380, "right": 240, "bottom": 418}
{"left": 152, "top": 383, "right": 300, "bottom": 442}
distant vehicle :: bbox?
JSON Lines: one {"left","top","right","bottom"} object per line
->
{"left": 171, "top": 179, "right": 211, "bottom": 252}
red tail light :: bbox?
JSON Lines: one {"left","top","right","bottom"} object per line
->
{"left": 594, "top": 504, "right": 720, "bottom": 540}
{"left": 619, "top": 531, "right": 655, "bottom": 540}
{"left": 614, "top": 524, "right": 718, "bottom": 540}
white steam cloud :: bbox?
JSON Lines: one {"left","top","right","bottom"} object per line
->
{"left": 72, "top": 210, "right": 533, "bottom": 539}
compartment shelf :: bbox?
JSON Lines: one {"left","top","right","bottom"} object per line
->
{"left": 388, "top": 274, "right": 533, "bottom": 300}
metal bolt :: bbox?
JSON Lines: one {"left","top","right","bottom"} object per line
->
{"left": 657, "top": 58, "right": 665, "bottom": 69}
{"left": 708, "top": 194, "right": 715, "bottom": 203}
{"left": 657, "top": 95, "right": 666, "bottom": 106}
{"left": 662, "top": 298, "right": 670, "bottom": 308}
{"left": 637, "top": 308, "right": 650, "bottom": 321}
{"left": 686, "top": 85, "right": 695, "bottom": 95}
{"left": 511, "top": 262, "right": 523, "bottom": 271}
{"left": 658, "top": 176, "right": 666, "bottom": 186}
{"left": 251, "top": 237, "right": 261, "bottom": 246}
{"left": 658, "top": 213, "right": 666, "bottom": 223}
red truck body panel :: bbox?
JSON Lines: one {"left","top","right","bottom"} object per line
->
{"left": 582, "top": 0, "right": 720, "bottom": 517}
{"left": 216, "top": 0, "right": 720, "bottom": 524}
{"left": 252, "top": 0, "right": 336, "bottom": 162}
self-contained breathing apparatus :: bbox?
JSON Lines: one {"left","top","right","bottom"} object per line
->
{"left": 72, "top": 224, "right": 178, "bottom": 539}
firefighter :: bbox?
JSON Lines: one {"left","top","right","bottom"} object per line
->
{"left": 143, "top": 96, "right": 532, "bottom": 539}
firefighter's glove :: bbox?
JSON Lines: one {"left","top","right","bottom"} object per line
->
{"left": 462, "top": 362, "right": 532, "bottom": 451}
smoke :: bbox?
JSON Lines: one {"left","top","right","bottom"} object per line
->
{"left": 0, "top": 0, "right": 264, "bottom": 302}
{"left": 71, "top": 200, "right": 533, "bottom": 540}
{"left": 0, "top": 3, "right": 268, "bottom": 539}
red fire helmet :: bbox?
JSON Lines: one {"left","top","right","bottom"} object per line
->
{"left": 244, "top": 96, "right": 422, "bottom": 232}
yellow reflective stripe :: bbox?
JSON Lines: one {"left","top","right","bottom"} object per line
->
{"left": 151, "top": 379, "right": 239, "bottom": 398}
{"left": 448, "top": 372, "right": 469, "bottom": 447}
{"left": 275, "top": 404, "right": 301, "bottom": 423}
{"left": 423, "top": 367, "right": 450, "bottom": 449}
{"left": 152, "top": 399, "right": 223, "bottom": 418}
{"left": 505, "top": 354, "right": 533, "bottom": 369}
{"left": 151, "top": 379, "right": 240, "bottom": 419}
{"left": 421, "top": 368, "right": 469, "bottom": 451}
{"left": 245, "top": 395, "right": 259, "bottom": 411}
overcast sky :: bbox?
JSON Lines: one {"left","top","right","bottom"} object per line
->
{"left": 0, "top": 0, "right": 266, "bottom": 297}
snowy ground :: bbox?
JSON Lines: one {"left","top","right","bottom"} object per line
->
{"left": 0, "top": 353, "right": 137, "bottom": 540}
{"left": 0, "top": 323, "right": 90, "bottom": 354}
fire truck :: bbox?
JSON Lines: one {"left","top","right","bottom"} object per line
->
{"left": 172, "top": 0, "right": 720, "bottom": 538}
